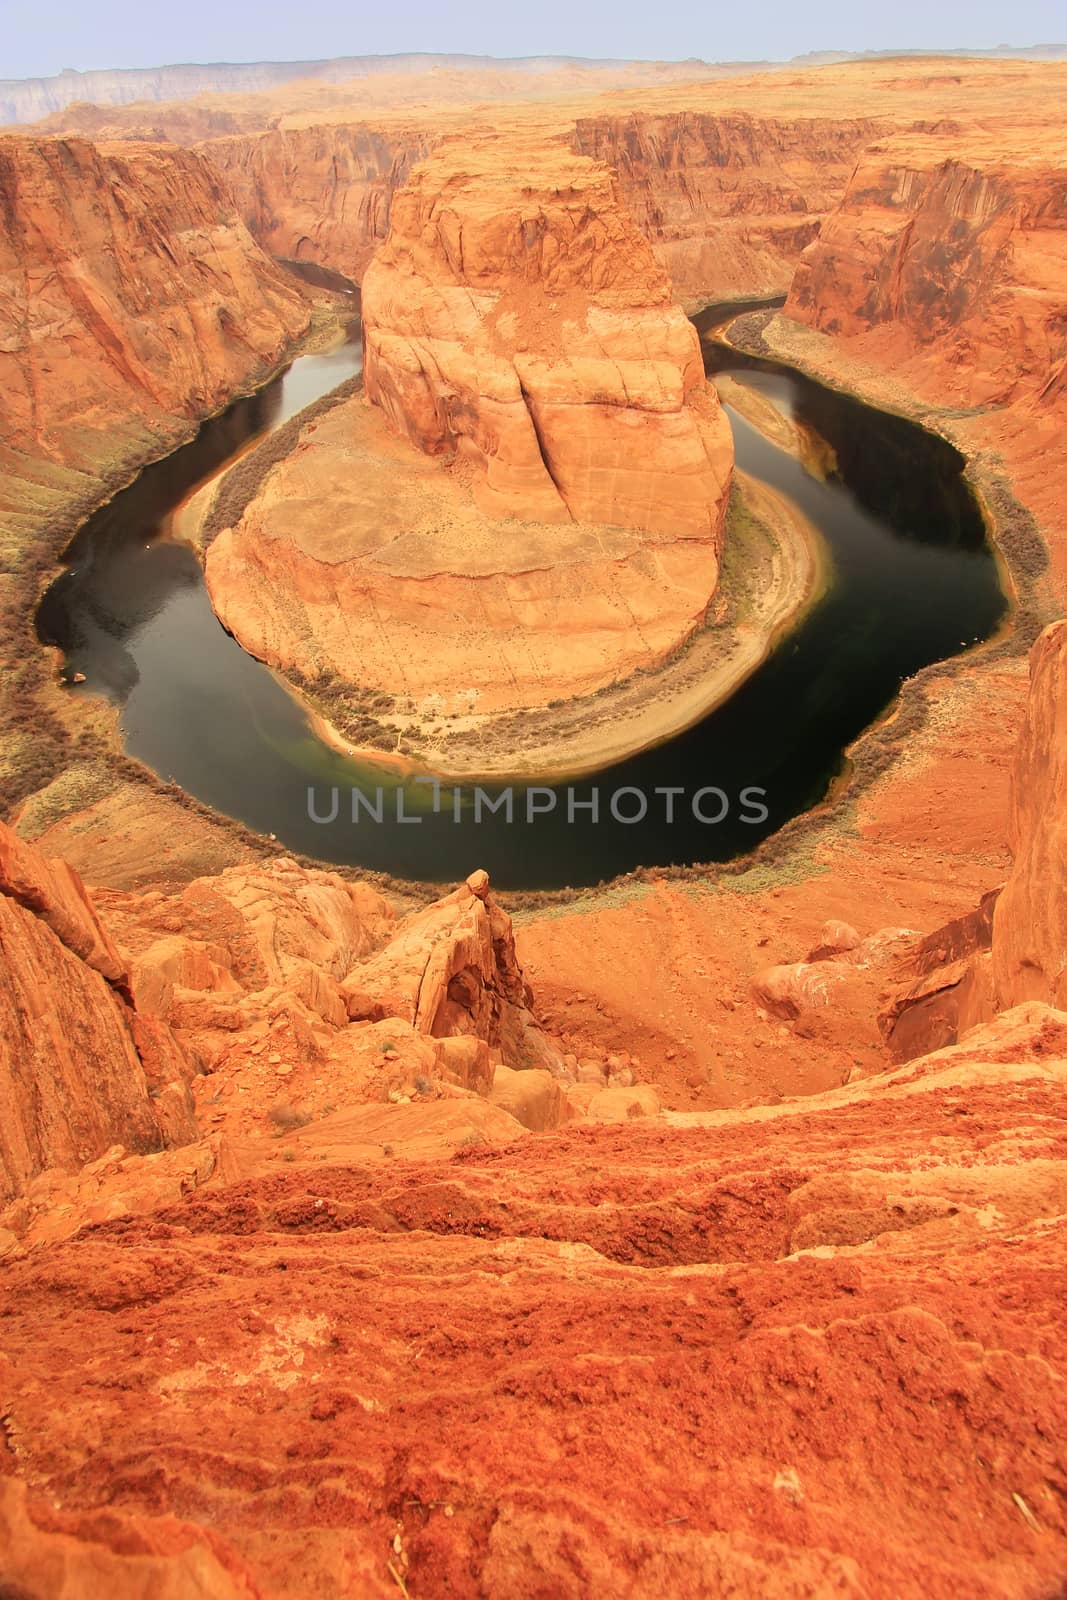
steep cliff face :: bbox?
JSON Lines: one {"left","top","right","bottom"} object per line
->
{"left": 786, "top": 132, "right": 1067, "bottom": 412}
{"left": 0, "top": 820, "right": 196, "bottom": 1204}
{"left": 0, "top": 134, "right": 310, "bottom": 499}
{"left": 361, "top": 137, "right": 733, "bottom": 539}
{"left": 572, "top": 112, "right": 881, "bottom": 306}
{"left": 777, "top": 127, "right": 1067, "bottom": 595}
{"left": 993, "top": 621, "right": 1067, "bottom": 1010}
{"left": 203, "top": 124, "right": 434, "bottom": 279}
{"left": 877, "top": 622, "right": 1066, "bottom": 1061}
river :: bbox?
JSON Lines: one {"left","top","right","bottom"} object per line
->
{"left": 36, "top": 302, "right": 1007, "bottom": 889}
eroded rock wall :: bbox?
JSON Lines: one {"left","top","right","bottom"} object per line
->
{"left": 0, "top": 820, "right": 196, "bottom": 1203}
{"left": 572, "top": 111, "right": 881, "bottom": 306}
{"left": 786, "top": 133, "right": 1067, "bottom": 412}
{"left": 993, "top": 620, "right": 1067, "bottom": 1010}
{"left": 202, "top": 124, "right": 434, "bottom": 278}
{"left": 0, "top": 134, "right": 310, "bottom": 529}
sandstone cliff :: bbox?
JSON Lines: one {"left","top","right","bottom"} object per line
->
{"left": 572, "top": 111, "right": 880, "bottom": 306}
{"left": 787, "top": 131, "right": 1067, "bottom": 411}
{"left": 783, "top": 128, "right": 1067, "bottom": 585}
{"left": 203, "top": 124, "right": 433, "bottom": 278}
{"left": 361, "top": 137, "right": 733, "bottom": 538}
{"left": 0, "top": 132, "right": 315, "bottom": 819}
{"left": 993, "top": 620, "right": 1067, "bottom": 1010}
{"left": 875, "top": 620, "right": 1066, "bottom": 1063}
{"left": 0, "top": 819, "right": 196, "bottom": 1204}
{"left": 0, "top": 134, "right": 310, "bottom": 511}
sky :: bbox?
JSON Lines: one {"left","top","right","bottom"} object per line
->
{"left": 0, "top": 0, "right": 1064, "bottom": 81}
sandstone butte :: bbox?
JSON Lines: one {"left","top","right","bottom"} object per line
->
{"left": 203, "top": 137, "right": 734, "bottom": 712}
{"left": 2, "top": 51, "right": 1067, "bottom": 1600}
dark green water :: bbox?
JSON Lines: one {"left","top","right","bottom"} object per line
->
{"left": 37, "top": 306, "right": 1007, "bottom": 889}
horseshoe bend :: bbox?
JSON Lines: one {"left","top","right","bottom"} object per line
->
{"left": 2, "top": 35, "right": 1067, "bottom": 1600}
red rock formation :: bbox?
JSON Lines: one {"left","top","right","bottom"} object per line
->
{"left": 204, "top": 387, "right": 735, "bottom": 712}
{"left": 0, "top": 1479, "right": 263, "bottom": 1600}
{"left": 879, "top": 890, "right": 1000, "bottom": 1062}
{"left": 994, "top": 621, "right": 1067, "bottom": 1009}
{"left": 2, "top": 1005, "right": 1066, "bottom": 1596}
{"left": 0, "top": 134, "right": 310, "bottom": 534}
{"left": 203, "top": 124, "right": 433, "bottom": 278}
{"left": 0, "top": 819, "right": 196, "bottom": 1203}
{"left": 362, "top": 137, "right": 733, "bottom": 539}
{"left": 881, "top": 623, "right": 1067, "bottom": 1050}
{"left": 206, "top": 137, "right": 735, "bottom": 713}
{"left": 783, "top": 129, "right": 1067, "bottom": 582}
{"left": 787, "top": 131, "right": 1067, "bottom": 409}
{"left": 572, "top": 112, "right": 880, "bottom": 305}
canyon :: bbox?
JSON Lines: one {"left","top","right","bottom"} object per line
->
{"left": 781, "top": 124, "right": 1067, "bottom": 597}
{"left": 1, "top": 49, "right": 1067, "bottom": 1600}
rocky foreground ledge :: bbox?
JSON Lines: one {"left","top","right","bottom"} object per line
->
{"left": 2, "top": 630, "right": 1067, "bottom": 1597}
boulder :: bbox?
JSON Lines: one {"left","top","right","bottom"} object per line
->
{"left": 490, "top": 1065, "right": 564, "bottom": 1132}
{"left": 587, "top": 1085, "right": 662, "bottom": 1122}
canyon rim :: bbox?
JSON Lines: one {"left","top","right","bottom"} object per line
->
{"left": 1, "top": 24, "right": 1067, "bottom": 1600}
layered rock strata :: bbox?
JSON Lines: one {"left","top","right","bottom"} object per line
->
{"left": 0, "top": 819, "right": 196, "bottom": 1203}
{"left": 784, "top": 128, "right": 1067, "bottom": 586}
{"left": 879, "top": 622, "right": 1067, "bottom": 1057}
{"left": 2, "top": 1006, "right": 1066, "bottom": 1596}
{"left": 361, "top": 138, "right": 733, "bottom": 537}
{"left": 203, "top": 125, "right": 434, "bottom": 278}
{"left": 787, "top": 131, "right": 1067, "bottom": 412}
{"left": 0, "top": 134, "right": 311, "bottom": 542}
{"left": 206, "top": 138, "right": 734, "bottom": 713}
{"left": 993, "top": 620, "right": 1067, "bottom": 1010}
{"left": 572, "top": 111, "right": 881, "bottom": 305}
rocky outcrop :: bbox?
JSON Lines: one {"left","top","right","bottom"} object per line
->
{"left": 2, "top": 1004, "right": 1066, "bottom": 1596}
{"left": 203, "top": 125, "right": 434, "bottom": 278}
{"left": 204, "top": 386, "right": 733, "bottom": 712}
{"left": 0, "top": 134, "right": 310, "bottom": 543}
{"left": 879, "top": 890, "right": 1000, "bottom": 1062}
{"left": 880, "top": 621, "right": 1067, "bottom": 1054}
{"left": 782, "top": 128, "right": 1067, "bottom": 578}
{"left": 0, "top": 1479, "right": 263, "bottom": 1600}
{"left": 0, "top": 820, "right": 196, "bottom": 1204}
{"left": 786, "top": 131, "right": 1067, "bottom": 410}
{"left": 205, "top": 137, "right": 734, "bottom": 714}
{"left": 361, "top": 137, "right": 733, "bottom": 539}
{"left": 572, "top": 112, "right": 881, "bottom": 306}
{"left": 993, "top": 621, "right": 1067, "bottom": 1009}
